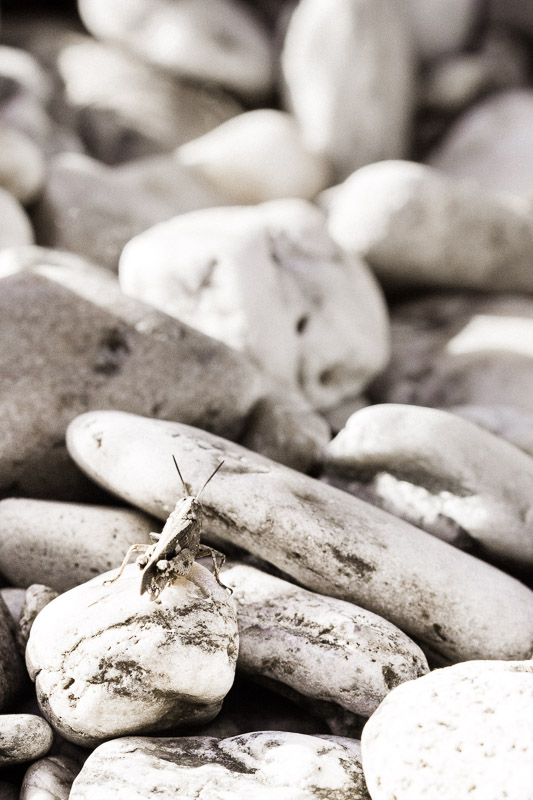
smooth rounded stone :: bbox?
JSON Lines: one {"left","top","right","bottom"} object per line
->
{"left": 119, "top": 200, "right": 389, "bottom": 409}
{"left": 449, "top": 404, "right": 533, "bottom": 458}
{"left": 0, "top": 588, "right": 26, "bottom": 624}
{"left": 69, "top": 732, "right": 369, "bottom": 800}
{"left": 373, "top": 292, "right": 533, "bottom": 416}
{"left": 0, "top": 245, "right": 102, "bottom": 278}
{"left": 0, "top": 714, "right": 53, "bottom": 766}
{"left": 32, "top": 152, "right": 228, "bottom": 272}
{"left": 0, "top": 597, "right": 25, "bottom": 712}
{"left": 281, "top": 0, "right": 414, "bottom": 182}
{"left": 66, "top": 410, "right": 533, "bottom": 662}
{"left": 362, "top": 660, "right": 533, "bottom": 800}
{"left": 0, "top": 124, "right": 45, "bottom": 204}
{"left": 325, "top": 159, "right": 533, "bottom": 291}
{"left": 26, "top": 562, "right": 238, "bottom": 746}
{"left": 21, "top": 755, "right": 80, "bottom": 800}
{"left": 399, "top": 0, "right": 478, "bottom": 61}
{"left": 178, "top": 110, "right": 330, "bottom": 204}
{"left": 78, "top": 0, "right": 274, "bottom": 102}
{"left": 56, "top": 38, "right": 243, "bottom": 165}
{"left": 0, "top": 187, "right": 33, "bottom": 250}
{"left": 223, "top": 561, "right": 428, "bottom": 716}
{"left": 0, "top": 45, "right": 54, "bottom": 104}
{"left": 427, "top": 90, "right": 533, "bottom": 196}
{"left": 326, "top": 403, "right": 533, "bottom": 569}
{"left": 0, "top": 498, "right": 154, "bottom": 591}
{"left": 17, "top": 585, "right": 59, "bottom": 653}
{"left": 0, "top": 260, "right": 265, "bottom": 500}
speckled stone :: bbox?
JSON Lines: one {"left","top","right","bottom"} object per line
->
{"left": 26, "top": 563, "right": 238, "bottom": 746}
{"left": 0, "top": 714, "right": 53, "bottom": 766}
{"left": 20, "top": 755, "right": 81, "bottom": 800}
{"left": 69, "top": 732, "right": 369, "bottom": 799}
{"left": 66, "top": 410, "right": 533, "bottom": 662}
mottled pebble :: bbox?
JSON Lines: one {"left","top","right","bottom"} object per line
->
{"left": 0, "top": 714, "right": 53, "bottom": 767}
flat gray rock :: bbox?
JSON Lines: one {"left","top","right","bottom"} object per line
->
{"left": 20, "top": 755, "right": 80, "bottom": 800}
{"left": 0, "top": 499, "right": 154, "bottom": 591}
{"left": 223, "top": 561, "right": 428, "bottom": 716}
{"left": 0, "top": 714, "right": 53, "bottom": 767}
{"left": 362, "top": 660, "right": 533, "bottom": 800}
{"left": 69, "top": 732, "right": 369, "bottom": 799}
{"left": 26, "top": 563, "right": 238, "bottom": 745}
{"left": 66, "top": 410, "right": 533, "bottom": 662}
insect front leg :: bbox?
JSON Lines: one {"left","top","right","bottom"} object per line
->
{"left": 196, "top": 544, "right": 232, "bottom": 593}
{"left": 103, "top": 544, "right": 151, "bottom": 586}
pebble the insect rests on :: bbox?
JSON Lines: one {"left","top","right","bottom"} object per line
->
{"left": 104, "top": 457, "right": 230, "bottom": 601}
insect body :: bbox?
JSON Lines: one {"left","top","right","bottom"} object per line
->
{"left": 105, "top": 458, "right": 229, "bottom": 601}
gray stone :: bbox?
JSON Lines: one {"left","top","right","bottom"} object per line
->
{"left": 0, "top": 499, "right": 154, "bottom": 591}
{"left": 362, "top": 660, "right": 533, "bottom": 800}
{"left": 223, "top": 561, "right": 428, "bottom": 716}
{"left": 17, "top": 585, "right": 59, "bottom": 653}
{"left": 399, "top": 0, "right": 478, "bottom": 61}
{"left": 77, "top": 0, "right": 274, "bottom": 102}
{"left": 0, "top": 260, "right": 265, "bottom": 500}
{"left": 325, "top": 159, "right": 533, "bottom": 291}
{"left": 326, "top": 403, "right": 533, "bottom": 570}
{"left": 26, "top": 563, "right": 238, "bottom": 746}
{"left": 0, "top": 714, "right": 53, "bottom": 767}
{"left": 449, "top": 404, "right": 533, "bottom": 458}
{"left": 0, "top": 597, "right": 25, "bottom": 712}
{"left": 281, "top": 0, "right": 414, "bottom": 182}
{"left": 0, "top": 124, "right": 45, "bottom": 204}
{"left": 20, "top": 755, "right": 81, "bottom": 800}
{"left": 69, "top": 732, "right": 369, "bottom": 799}
{"left": 0, "top": 187, "right": 33, "bottom": 249}
{"left": 0, "top": 588, "right": 25, "bottom": 624}
{"left": 66, "top": 410, "right": 533, "bottom": 662}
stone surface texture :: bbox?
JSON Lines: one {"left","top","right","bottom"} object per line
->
{"left": 20, "top": 755, "right": 80, "bottom": 800}
{"left": 17, "top": 585, "right": 60, "bottom": 653}
{"left": 0, "top": 714, "right": 54, "bottom": 766}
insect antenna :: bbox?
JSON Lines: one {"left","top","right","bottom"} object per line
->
{"left": 196, "top": 460, "right": 225, "bottom": 501}
{"left": 172, "top": 455, "right": 189, "bottom": 496}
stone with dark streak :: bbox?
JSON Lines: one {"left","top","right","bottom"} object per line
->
{"left": 25, "top": 563, "right": 238, "bottom": 746}
{"left": 0, "top": 714, "right": 53, "bottom": 766}
{"left": 69, "top": 731, "right": 369, "bottom": 799}
{"left": 66, "top": 411, "right": 533, "bottom": 662}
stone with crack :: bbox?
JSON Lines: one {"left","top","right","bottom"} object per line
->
{"left": 25, "top": 563, "right": 239, "bottom": 746}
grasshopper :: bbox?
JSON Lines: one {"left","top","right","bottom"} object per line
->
{"left": 105, "top": 457, "right": 229, "bottom": 601}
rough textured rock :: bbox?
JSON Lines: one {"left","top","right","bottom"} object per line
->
{"left": 69, "top": 732, "right": 369, "bottom": 799}
{"left": 399, "top": 0, "right": 478, "bottom": 60}
{"left": 0, "top": 124, "right": 45, "bottom": 204}
{"left": 373, "top": 292, "right": 533, "bottom": 416}
{"left": 17, "top": 585, "right": 59, "bottom": 653}
{"left": 281, "top": 0, "right": 413, "bottom": 182}
{"left": 223, "top": 561, "right": 428, "bottom": 716}
{"left": 78, "top": 0, "right": 274, "bottom": 102}
{"left": 362, "top": 660, "right": 533, "bottom": 800}
{"left": 66, "top": 410, "right": 533, "bottom": 662}
{"left": 0, "top": 499, "right": 155, "bottom": 591}
{"left": 0, "top": 186, "right": 33, "bottom": 250}
{"left": 26, "top": 563, "right": 238, "bottom": 746}
{"left": 0, "top": 260, "right": 266, "bottom": 500}
{"left": 0, "top": 714, "right": 53, "bottom": 766}
{"left": 325, "top": 160, "right": 533, "bottom": 291}
{"left": 0, "top": 597, "right": 25, "bottom": 712}
{"left": 20, "top": 755, "right": 81, "bottom": 800}
{"left": 178, "top": 110, "right": 330, "bottom": 204}
{"left": 427, "top": 90, "right": 533, "bottom": 196}
{"left": 119, "top": 200, "right": 389, "bottom": 409}
{"left": 326, "top": 403, "right": 533, "bottom": 569}
{"left": 449, "top": 404, "right": 533, "bottom": 458}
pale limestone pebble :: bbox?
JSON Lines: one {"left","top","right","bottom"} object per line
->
{"left": 326, "top": 403, "right": 533, "bottom": 569}
{"left": 26, "top": 563, "right": 238, "bottom": 746}
{"left": 222, "top": 561, "right": 428, "bottom": 716}
{"left": 66, "top": 410, "right": 533, "bottom": 662}
{"left": 69, "top": 732, "right": 369, "bottom": 800}
{"left": 281, "top": 0, "right": 414, "bottom": 182}
{"left": 0, "top": 715, "right": 53, "bottom": 767}
{"left": 399, "top": 0, "right": 479, "bottom": 61}
{"left": 0, "top": 45, "right": 53, "bottom": 104}
{"left": 55, "top": 38, "right": 243, "bottom": 165}
{"left": 119, "top": 200, "right": 389, "bottom": 409}
{"left": 427, "top": 89, "right": 533, "bottom": 196}
{"left": 0, "top": 187, "right": 33, "bottom": 249}
{"left": 0, "top": 499, "right": 154, "bottom": 591}
{"left": 373, "top": 292, "right": 533, "bottom": 416}
{"left": 0, "top": 260, "right": 265, "bottom": 500}
{"left": 325, "top": 160, "right": 533, "bottom": 291}
{"left": 20, "top": 756, "right": 80, "bottom": 800}
{"left": 0, "top": 124, "right": 45, "bottom": 204}
{"left": 449, "top": 404, "right": 533, "bottom": 458}
{"left": 32, "top": 151, "right": 228, "bottom": 271}
{"left": 0, "top": 596, "right": 25, "bottom": 711}
{"left": 77, "top": 0, "right": 274, "bottom": 102}
{"left": 0, "top": 588, "right": 25, "bottom": 624}
{"left": 362, "top": 660, "right": 533, "bottom": 800}
{"left": 17, "top": 585, "right": 59, "bottom": 653}
{"left": 177, "top": 110, "right": 330, "bottom": 204}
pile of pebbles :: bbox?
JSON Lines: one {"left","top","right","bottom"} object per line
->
{"left": 1, "top": 0, "right": 533, "bottom": 797}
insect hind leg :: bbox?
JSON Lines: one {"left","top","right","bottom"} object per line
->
{"left": 104, "top": 544, "right": 150, "bottom": 586}
{"left": 196, "top": 545, "right": 232, "bottom": 593}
